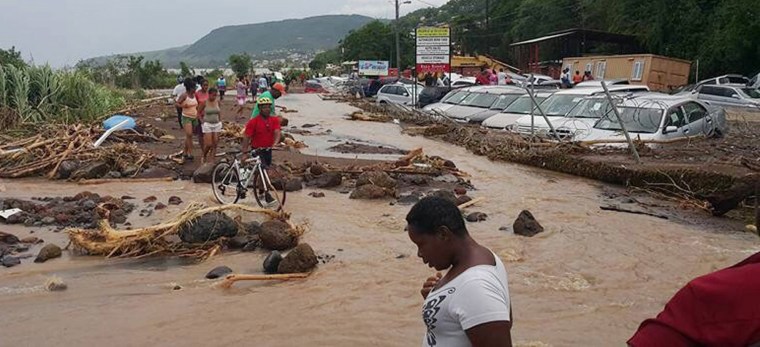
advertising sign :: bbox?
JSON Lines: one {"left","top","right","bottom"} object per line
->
{"left": 415, "top": 27, "right": 451, "bottom": 80}
{"left": 358, "top": 60, "right": 389, "bottom": 76}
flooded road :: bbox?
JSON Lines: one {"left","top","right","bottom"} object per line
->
{"left": 1, "top": 94, "right": 758, "bottom": 346}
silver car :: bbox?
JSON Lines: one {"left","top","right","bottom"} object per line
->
{"left": 376, "top": 83, "right": 423, "bottom": 106}
{"left": 442, "top": 86, "right": 524, "bottom": 122}
{"left": 464, "top": 89, "right": 527, "bottom": 124}
{"left": 692, "top": 84, "right": 760, "bottom": 110}
{"left": 481, "top": 92, "right": 555, "bottom": 130}
{"left": 422, "top": 87, "right": 473, "bottom": 114}
{"left": 698, "top": 74, "right": 750, "bottom": 86}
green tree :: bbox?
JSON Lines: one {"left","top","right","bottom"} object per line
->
{"left": 179, "top": 61, "right": 192, "bottom": 77}
{"left": 228, "top": 54, "right": 252, "bottom": 78}
{"left": 0, "top": 46, "right": 27, "bottom": 69}
{"left": 339, "top": 20, "right": 415, "bottom": 69}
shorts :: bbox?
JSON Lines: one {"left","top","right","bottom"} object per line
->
{"left": 181, "top": 115, "right": 199, "bottom": 127}
{"left": 202, "top": 122, "right": 223, "bottom": 133}
{"left": 254, "top": 148, "right": 272, "bottom": 168}
{"left": 237, "top": 96, "right": 246, "bottom": 106}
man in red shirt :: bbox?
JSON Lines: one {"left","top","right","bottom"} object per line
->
{"left": 628, "top": 252, "right": 760, "bottom": 347}
{"left": 242, "top": 96, "right": 281, "bottom": 168}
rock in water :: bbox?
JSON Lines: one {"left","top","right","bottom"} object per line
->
{"left": 454, "top": 187, "right": 467, "bottom": 196}
{"left": 71, "top": 161, "right": 109, "bottom": 180}
{"left": 155, "top": 203, "right": 167, "bottom": 210}
{"left": 2, "top": 256, "right": 21, "bottom": 267}
{"left": 228, "top": 236, "right": 251, "bottom": 249}
{"left": 193, "top": 163, "right": 216, "bottom": 183}
{"left": 513, "top": 210, "right": 544, "bottom": 237}
{"left": 456, "top": 195, "right": 473, "bottom": 206}
{"left": 309, "top": 164, "right": 326, "bottom": 176}
{"left": 20, "top": 236, "right": 42, "bottom": 244}
{"left": 178, "top": 213, "right": 238, "bottom": 243}
{"left": 466, "top": 212, "right": 488, "bottom": 222}
{"left": 313, "top": 172, "right": 343, "bottom": 188}
{"left": 263, "top": 251, "right": 283, "bottom": 274}
{"left": 428, "top": 190, "right": 457, "bottom": 205}
{"left": 308, "top": 192, "right": 326, "bottom": 198}
{"left": 168, "top": 196, "right": 183, "bottom": 205}
{"left": 350, "top": 184, "right": 388, "bottom": 200}
{"left": 259, "top": 220, "right": 298, "bottom": 251}
{"left": 278, "top": 243, "right": 318, "bottom": 274}
{"left": 143, "top": 196, "right": 157, "bottom": 203}
{"left": 205, "top": 266, "right": 233, "bottom": 279}
{"left": 0, "top": 231, "right": 20, "bottom": 244}
{"left": 56, "top": 160, "right": 80, "bottom": 179}
{"left": 284, "top": 178, "right": 304, "bottom": 192}
{"left": 356, "top": 171, "right": 397, "bottom": 189}
{"left": 34, "top": 244, "right": 62, "bottom": 263}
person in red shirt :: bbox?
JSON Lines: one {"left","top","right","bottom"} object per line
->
{"left": 241, "top": 96, "right": 281, "bottom": 168}
{"left": 628, "top": 251, "right": 760, "bottom": 347}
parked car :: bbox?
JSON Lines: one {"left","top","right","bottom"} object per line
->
{"left": 464, "top": 89, "right": 528, "bottom": 124}
{"left": 304, "top": 80, "right": 326, "bottom": 93}
{"left": 749, "top": 73, "right": 760, "bottom": 89}
{"left": 441, "top": 86, "right": 524, "bottom": 122}
{"left": 418, "top": 86, "right": 454, "bottom": 108}
{"left": 481, "top": 92, "right": 555, "bottom": 130}
{"left": 692, "top": 84, "right": 760, "bottom": 109}
{"left": 579, "top": 96, "right": 728, "bottom": 144}
{"left": 574, "top": 79, "right": 631, "bottom": 88}
{"left": 511, "top": 85, "right": 649, "bottom": 137}
{"left": 422, "top": 87, "right": 474, "bottom": 114}
{"left": 698, "top": 74, "right": 750, "bottom": 86}
{"left": 451, "top": 77, "right": 477, "bottom": 88}
{"left": 376, "top": 83, "right": 423, "bottom": 106}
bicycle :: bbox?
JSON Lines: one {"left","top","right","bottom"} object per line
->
{"left": 211, "top": 148, "right": 286, "bottom": 211}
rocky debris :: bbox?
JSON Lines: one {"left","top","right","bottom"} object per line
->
{"left": 350, "top": 184, "right": 390, "bottom": 200}
{"left": 2, "top": 256, "right": 21, "bottom": 267}
{"left": 466, "top": 212, "right": 488, "bottom": 222}
{"left": 1, "top": 194, "right": 133, "bottom": 228}
{"left": 397, "top": 174, "right": 430, "bottom": 186}
{"left": 397, "top": 192, "right": 423, "bottom": 205}
{"left": 56, "top": 160, "right": 80, "bottom": 179}
{"left": 309, "top": 164, "right": 327, "bottom": 176}
{"left": 499, "top": 226, "right": 510, "bottom": 232}
{"left": 227, "top": 236, "right": 250, "bottom": 249}
{"left": 242, "top": 241, "right": 259, "bottom": 252}
{"left": 245, "top": 221, "right": 263, "bottom": 235}
{"left": 45, "top": 276, "right": 67, "bottom": 292}
{"left": 178, "top": 213, "right": 238, "bottom": 244}
{"left": 0, "top": 231, "right": 19, "bottom": 244}
{"left": 143, "top": 196, "right": 157, "bottom": 203}
{"left": 308, "top": 192, "right": 326, "bottom": 198}
{"left": 428, "top": 190, "right": 457, "bottom": 205}
{"left": 317, "top": 253, "right": 336, "bottom": 264}
{"left": 122, "top": 165, "right": 139, "bottom": 177}
{"left": 302, "top": 123, "right": 318, "bottom": 128}
{"left": 168, "top": 196, "right": 183, "bottom": 205}
{"left": 34, "top": 244, "right": 62, "bottom": 263}
{"left": 456, "top": 195, "right": 473, "bottom": 206}
{"left": 139, "top": 208, "right": 153, "bottom": 217}
{"left": 20, "top": 236, "right": 42, "bottom": 244}
{"left": 205, "top": 266, "right": 233, "bottom": 279}
{"left": 273, "top": 178, "right": 303, "bottom": 192}
{"left": 155, "top": 203, "right": 167, "bottom": 210}
{"left": 513, "top": 210, "right": 544, "bottom": 237}
{"left": 356, "top": 171, "right": 397, "bottom": 189}
{"left": 71, "top": 161, "right": 109, "bottom": 180}
{"left": 278, "top": 243, "right": 318, "bottom": 274}
{"left": 454, "top": 188, "right": 467, "bottom": 196}
{"left": 107, "top": 171, "right": 122, "bottom": 179}
{"left": 121, "top": 195, "right": 135, "bottom": 200}
{"left": 433, "top": 174, "right": 459, "bottom": 184}
{"left": 193, "top": 163, "right": 216, "bottom": 184}
{"left": 263, "top": 251, "right": 283, "bottom": 274}
{"left": 311, "top": 172, "right": 343, "bottom": 188}
{"left": 259, "top": 220, "right": 298, "bottom": 251}
{"left": 136, "top": 167, "right": 177, "bottom": 179}
{"left": 4, "top": 212, "right": 26, "bottom": 224}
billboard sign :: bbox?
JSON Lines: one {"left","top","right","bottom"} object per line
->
{"left": 415, "top": 27, "right": 451, "bottom": 80}
{"left": 358, "top": 60, "right": 389, "bottom": 76}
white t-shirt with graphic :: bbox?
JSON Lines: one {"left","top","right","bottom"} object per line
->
{"left": 421, "top": 252, "right": 511, "bottom": 347}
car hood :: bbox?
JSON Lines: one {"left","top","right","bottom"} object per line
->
{"left": 482, "top": 112, "right": 530, "bottom": 129}
{"left": 443, "top": 105, "right": 493, "bottom": 119}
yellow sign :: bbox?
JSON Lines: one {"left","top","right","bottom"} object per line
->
{"left": 416, "top": 27, "right": 450, "bottom": 38}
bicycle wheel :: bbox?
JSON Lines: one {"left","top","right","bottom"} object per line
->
{"left": 252, "top": 168, "right": 286, "bottom": 211}
{"left": 211, "top": 162, "right": 241, "bottom": 204}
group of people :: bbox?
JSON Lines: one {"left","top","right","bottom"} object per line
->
{"left": 476, "top": 68, "right": 513, "bottom": 86}
{"left": 233, "top": 74, "right": 276, "bottom": 117}
{"left": 171, "top": 74, "right": 285, "bottom": 166}
{"left": 561, "top": 68, "right": 595, "bottom": 88}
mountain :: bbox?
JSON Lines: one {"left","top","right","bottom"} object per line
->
{"left": 88, "top": 15, "right": 374, "bottom": 68}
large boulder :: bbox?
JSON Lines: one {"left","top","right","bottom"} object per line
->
{"left": 350, "top": 184, "right": 389, "bottom": 200}
{"left": 56, "top": 160, "right": 81, "bottom": 179}
{"left": 311, "top": 172, "right": 343, "bottom": 188}
{"left": 34, "top": 244, "right": 62, "bottom": 263}
{"left": 273, "top": 178, "right": 303, "bottom": 192}
{"left": 356, "top": 171, "right": 396, "bottom": 189}
{"left": 0, "top": 231, "right": 19, "bottom": 245}
{"left": 263, "top": 251, "right": 283, "bottom": 274}
{"left": 205, "top": 266, "right": 233, "bottom": 279}
{"left": 278, "top": 243, "right": 318, "bottom": 274}
{"left": 428, "top": 190, "right": 458, "bottom": 205}
{"left": 513, "top": 210, "right": 544, "bottom": 237}
{"left": 193, "top": 163, "right": 216, "bottom": 183}
{"left": 259, "top": 220, "right": 298, "bottom": 251}
{"left": 178, "top": 213, "right": 238, "bottom": 243}
{"left": 71, "top": 161, "right": 109, "bottom": 180}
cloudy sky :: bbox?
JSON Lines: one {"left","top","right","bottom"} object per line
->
{"left": 0, "top": 0, "right": 449, "bottom": 67}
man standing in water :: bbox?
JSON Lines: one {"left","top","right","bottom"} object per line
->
{"left": 407, "top": 197, "right": 513, "bottom": 347}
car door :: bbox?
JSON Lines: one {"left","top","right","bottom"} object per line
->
{"left": 697, "top": 85, "right": 729, "bottom": 106}
{"left": 681, "top": 101, "right": 712, "bottom": 135}
{"left": 660, "top": 105, "right": 689, "bottom": 140}
{"left": 377, "top": 85, "right": 392, "bottom": 103}
{"left": 384, "top": 86, "right": 400, "bottom": 104}
{"left": 717, "top": 86, "right": 744, "bottom": 107}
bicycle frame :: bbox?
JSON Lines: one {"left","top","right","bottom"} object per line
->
{"left": 221, "top": 152, "right": 273, "bottom": 194}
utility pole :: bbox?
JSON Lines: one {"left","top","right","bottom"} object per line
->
{"left": 395, "top": 0, "right": 401, "bottom": 70}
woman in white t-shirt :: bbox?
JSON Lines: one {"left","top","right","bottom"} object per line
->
{"left": 406, "top": 197, "right": 513, "bottom": 347}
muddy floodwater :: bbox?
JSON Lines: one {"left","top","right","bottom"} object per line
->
{"left": 1, "top": 94, "right": 758, "bottom": 346}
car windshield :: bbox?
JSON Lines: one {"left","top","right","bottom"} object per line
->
{"left": 460, "top": 93, "right": 500, "bottom": 108}
{"left": 740, "top": 88, "right": 760, "bottom": 99}
{"left": 566, "top": 97, "right": 617, "bottom": 118}
{"left": 503, "top": 96, "right": 548, "bottom": 114}
{"left": 541, "top": 94, "right": 587, "bottom": 116}
{"left": 444, "top": 91, "right": 469, "bottom": 104}
{"left": 490, "top": 94, "right": 522, "bottom": 110}
{"left": 594, "top": 107, "right": 663, "bottom": 133}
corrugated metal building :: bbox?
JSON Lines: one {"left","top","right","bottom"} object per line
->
{"left": 562, "top": 54, "right": 691, "bottom": 91}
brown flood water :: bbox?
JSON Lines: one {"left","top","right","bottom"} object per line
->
{"left": 1, "top": 94, "right": 758, "bottom": 346}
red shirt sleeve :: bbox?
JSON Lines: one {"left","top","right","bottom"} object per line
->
{"left": 272, "top": 117, "right": 281, "bottom": 131}
{"left": 244, "top": 118, "right": 256, "bottom": 138}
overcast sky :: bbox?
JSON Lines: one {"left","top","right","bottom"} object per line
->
{"left": 0, "top": 0, "right": 449, "bottom": 67}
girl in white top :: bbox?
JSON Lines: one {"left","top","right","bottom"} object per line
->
{"left": 407, "top": 197, "right": 512, "bottom": 347}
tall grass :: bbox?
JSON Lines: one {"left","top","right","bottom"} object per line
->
{"left": 0, "top": 63, "right": 126, "bottom": 128}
